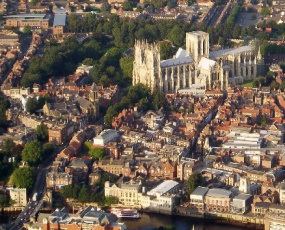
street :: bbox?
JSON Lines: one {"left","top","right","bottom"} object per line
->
{"left": 9, "top": 145, "right": 64, "bottom": 229}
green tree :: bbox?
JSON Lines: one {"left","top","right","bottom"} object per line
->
{"left": 0, "top": 93, "right": 10, "bottom": 127}
{"left": 42, "top": 143, "right": 55, "bottom": 158}
{"left": 25, "top": 97, "right": 37, "bottom": 114}
{"left": 152, "top": 89, "right": 167, "bottom": 110}
{"left": 88, "top": 148, "right": 105, "bottom": 160}
{"left": 160, "top": 40, "right": 174, "bottom": 60}
{"left": 36, "top": 123, "right": 48, "bottom": 142}
{"left": 23, "top": 25, "right": 32, "bottom": 35}
{"left": 168, "top": 25, "right": 184, "bottom": 46}
{"left": 1, "top": 138, "right": 16, "bottom": 154}
{"left": 21, "top": 140, "right": 42, "bottom": 165}
{"left": 12, "top": 167, "right": 35, "bottom": 191}
{"left": 260, "top": 7, "right": 270, "bottom": 17}
{"left": 78, "top": 185, "right": 90, "bottom": 203}
{"left": 104, "top": 195, "right": 119, "bottom": 206}
{"left": 260, "top": 115, "right": 268, "bottom": 126}
{"left": 122, "top": 0, "right": 132, "bottom": 10}
{"left": 104, "top": 106, "right": 118, "bottom": 128}
{"left": 270, "top": 81, "right": 279, "bottom": 90}
{"left": 218, "top": 37, "right": 225, "bottom": 47}
{"left": 119, "top": 56, "right": 134, "bottom": 79}
{"left": 187, "top": 172, "right": 204, "bottom": 194}
{"left": 0, "top": 192, "right": 10, "bottom": 209}
{"left": 82, "top": 58, "right": 95, "bottom": 66}
{"left": 61, "top": 184, "right": 80, "bottom": 199}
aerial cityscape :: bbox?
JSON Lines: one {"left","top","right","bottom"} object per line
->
{"left": 0, "top": 0, "right": 285, "bottom": 229}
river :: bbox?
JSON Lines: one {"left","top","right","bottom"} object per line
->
{"left": 123, "top": 212, "right": 245, "bottom": 230}
{"left": 0, "top": 211, "right": 246, "bottom": 230}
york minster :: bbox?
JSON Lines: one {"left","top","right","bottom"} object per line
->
{"left": 133, "top": 31, "right": 262, "bottom": 93}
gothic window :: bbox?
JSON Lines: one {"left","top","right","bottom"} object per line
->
{"left": 186, "top": 80, "right": 189, "bottom": 88}
{"left": 228, "top": 70, "right": 232, "bottom": 78}
{"left": 180, "top": 66, "right": 183, "bottom": 72}
{"left": 246, "top": 67, "right": 248, "bottom": 76}
{"left": 204, "top": 39, "right": 207, "bottom": 56}
{"left": 180, "top": 80, "right": 183, "bottom": 88}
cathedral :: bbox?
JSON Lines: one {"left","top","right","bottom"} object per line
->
{"left": 133, "top": 31, "right": 262, "bottom": 93}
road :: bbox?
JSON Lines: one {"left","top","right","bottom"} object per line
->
{"left": 10, "top": 146, "right": 64, "bottom": 229}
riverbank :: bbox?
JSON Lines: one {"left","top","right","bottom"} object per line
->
{"left": 176, "top": 211, "right": 264, "bottom": 230}
{"left": 123, "top": 212, "right": 247, "bottom": 230}
{"left": 137, "top": 207, "right": 264, "bottom": 229}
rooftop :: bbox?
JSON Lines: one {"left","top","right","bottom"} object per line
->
{"left": 191, "top": 186, "right": 209, "bottom": 197}
{"left": 209, "top": 46, "right": 252, "bottom": 59}
{"left": 53, "top": 14, "right": 66, "bottom": 26}
{"left": 206, "top": 188, "right": 232, "bottom": 198}
{"left": 4, "top": 14, "right": 46, "bottom": 18}
{"left": 148, "top": 180, "right": 179, "bottom": 196}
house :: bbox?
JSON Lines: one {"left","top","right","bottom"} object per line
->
{"left": 204, "top": 188, "right": 232, "bottom": 212}
{"left": 231, "top": 194, "right": 253, "bottom": 214}
{"left": 189, "top": 186, "right": 209, "bottom": 213}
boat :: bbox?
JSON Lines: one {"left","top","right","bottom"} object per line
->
{"left": 111, "top": 208, "right": 141, "bottom": 219}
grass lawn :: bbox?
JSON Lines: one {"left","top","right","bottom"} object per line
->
{"left": 241, "top": 80, "right": 254, "bottom": 87}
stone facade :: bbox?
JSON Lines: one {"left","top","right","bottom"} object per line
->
{"left": 133, "top": 31, "right": 261, "bottom": 93}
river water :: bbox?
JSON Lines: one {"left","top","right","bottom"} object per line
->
{"left": 1, "top": 211, "right": 245, "bottom": 230}
{"left": 123, "top": 212, "right": 245, "bottom": 230}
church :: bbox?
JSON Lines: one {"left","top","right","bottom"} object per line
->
{"left": 133, "top": 31, "right": 262, "bottom": 93}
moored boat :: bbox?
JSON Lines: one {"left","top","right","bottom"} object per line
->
{"left": 111, "top": 208, "right": 141, "bottom": 219}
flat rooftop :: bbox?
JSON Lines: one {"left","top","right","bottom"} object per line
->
{"left": 4, "top": 14, "right": 47, "bottom": 19}
{"left": 53, "top": 14, "right": 66, "bottom": 26}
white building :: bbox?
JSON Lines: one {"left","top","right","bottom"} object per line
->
{"left": 105, "top": 179, "right": 179, "bottom": 213}
{"left": 9, "top": 188, "right": 27, "bottom": 207}
{"left": 76, "top": 64, "right": 94, "bottom": 75}
{"left": 133, "top": 31, "right": 261, "bottom": 93}
{"left": 231, "top": 193, "right": 253, "bottom": 214}
{"left": 93, "top": 129, "right": 120, "bottom": 146}
{"left": 279, "top": 182, "right": 285, "bottom": 205}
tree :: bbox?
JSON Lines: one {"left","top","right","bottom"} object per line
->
{"left": 260, "top": 115, "right": 268, "bottom": 126}
{"left": 42, "top": 143, "right": 55, "bottom": 158}
{"left": 78, "top": 185, "right": 90, "bottom": 203}
{"left": 122, "top": 0, "right": 132, "bottom": 11}
{"left": 104, "top": 195, "right": 119, "bottom": 206}
{"left": 104, "top": 106, "right": 118, "bottom": 128}
{"left": 152, "top": 89, "right": 167, "bottom": 110}
{"left": 21, "top": 140, "right": 42, "bottom": 165}
{"left": 218, "top": 37, "right": 225, "bottom": 47}
{"left": 82, "top": 58, "right": 95, "bottom": 66}
{"left": 168, "top": 25, "right": 184, "bottom": 46}
{"left": 270, "top": 81, "right": 279, "bottom": 90}
{"left": 36, "top": 123, "right": 48, "bottom": 142}
{"left": 88, "top": 147, "right": 105, "bottom": 160}
{"left": 25, "top": 97, "right": 37, "bottom": 114}
{"left": 160, "top": 40, "right": 174, "bottom": 60}
{"left": 12, "top": 167, "right": 35, "bottom": 191}
{"left": 0, "top": 93, "right": 10, "bottom": 127}
{"left": 119, "top": 56, "right": 134, "bottom": 79}
{"left": 187, "top": 172, "right": 204, "bottom": 194}
{"left": 260, "top": 7, "right": 270, "bottom": 17}
{"left": 23, "top": 25, "right": 32, "bottom": 35}
{"left": 1, "top": 138, "right": 16, "bottom": 154}
{"left": 0, "top": 192, "right": 10, "bottom": 209}
{"left": 61, "top": 184, "right": 80, "bottom": 199}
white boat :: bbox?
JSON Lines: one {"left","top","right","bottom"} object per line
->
{"left": 111, "top": 208, "right": 141, "bottom": 219}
